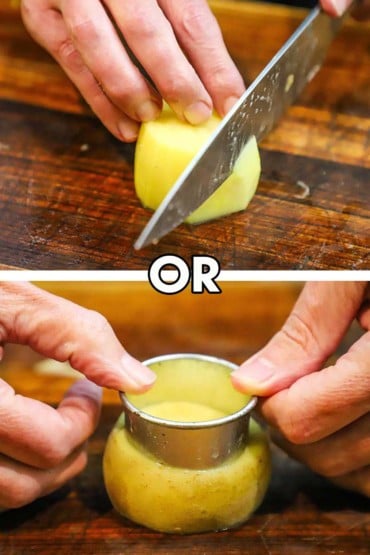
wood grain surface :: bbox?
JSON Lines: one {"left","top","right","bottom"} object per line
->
{"left": 0, "top": 282, "right": 369, "bottom": 554}
{"left": 0, "top": 1, "right": 369, "bottom": 270}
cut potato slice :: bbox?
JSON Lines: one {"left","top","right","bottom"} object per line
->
{"left": 134, "top": 104, "right": 261, "bottom": 224}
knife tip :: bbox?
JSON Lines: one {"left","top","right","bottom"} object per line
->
{"left": 133, "top": 237, "right": 145, "bottom": 250}
{"left": 134, "top": 232, "right": 155, "bottom": 250}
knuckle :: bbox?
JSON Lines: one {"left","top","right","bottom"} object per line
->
{"left": 209, "top": 64, "right": 244, "bottom": 93}
{"left": 0, "top": 321, "right": 7, "bottom": 345}
{"left": 178, "top": 1, "right": 213, "bottom": 41}
{"left": 39, "top": 448, "right": 66, "bottom": 470}
{"left": 55, "top": 38, "right": 85, "bottom": 73}
{"left": 280, "top": 311, "right": 320, "bottom": 358}
{"left": 86, "top": 310, "right": 111, "bottom": 335}
{"left": 130, "top": 20, "right": 157, "bottom": 43}
{"left": 120, "top": 6, "right": 156, "bottom": 41}
{"left": 209, "top": 62, "right": 233, "bottom": 83}
{"left": 280, "top": 425, "right": 304, "bottom": 445}
{"left": 278, "top": 412, "right": 313, "bottom": 445}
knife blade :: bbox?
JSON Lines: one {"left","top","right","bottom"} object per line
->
{"left": 134, "top": 5, "right": 349, "bottom": 250}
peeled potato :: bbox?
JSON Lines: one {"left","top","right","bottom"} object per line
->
{"left": 134, "top": 105, "right": 261, "bottom": 224}
{"left": 103, "top": 417, "right": 270, "bottom": 534}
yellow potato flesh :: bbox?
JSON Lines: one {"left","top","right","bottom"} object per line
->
{"left": 134, "top": 105, "right": 261, "bottom": 224}
{"left": 103, "top": 415, "right": 270, "bottom": 534}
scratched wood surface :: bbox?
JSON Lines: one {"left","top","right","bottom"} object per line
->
{"left": 0, "top": 282, "right": 369, "bottom": 554}
{"left": 0, "top": 1, "right": 369, "bottom": 269}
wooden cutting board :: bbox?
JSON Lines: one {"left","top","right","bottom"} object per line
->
{"left": 0, "top": 1, "right": 369, "bottom": 269}
{"left": 0, "top": 281, "right": 369, "bottom": 553}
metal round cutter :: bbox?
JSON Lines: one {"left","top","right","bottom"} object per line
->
{"left": 119, "top": 353, "right": 257, "bottom": 469}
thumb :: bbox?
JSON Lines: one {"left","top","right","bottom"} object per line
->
{"left": 231, "top": 282, "right": 367, "bottom": 396}
{"left": 0, "top": 282, "right": 156, "bottom": 393}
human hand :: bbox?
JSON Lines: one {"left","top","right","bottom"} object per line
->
{"left": 231, "top": 282, "right": 370, "bottom": 497}
{"left": 0, "top": 281, "right": 155, "bottom": 510}
{"left": 20, "top": 0, "right": 245, "bottom": 142}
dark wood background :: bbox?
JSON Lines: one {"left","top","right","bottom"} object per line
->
{"left": 0, "top": 282, "right": 369, "bottom": 553}
{"left": 0, "top": 1, "right": 369, "bottom": 270}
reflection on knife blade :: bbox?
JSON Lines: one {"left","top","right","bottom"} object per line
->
{"left": 134, "top": 5, "right": 349, "bottom": 250}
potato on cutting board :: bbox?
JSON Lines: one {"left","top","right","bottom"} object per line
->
{"left": 134, "top": 104, "right": 261, "bottom": 224}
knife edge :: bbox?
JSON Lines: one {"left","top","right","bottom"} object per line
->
{"left": 134, "top": 5, "right": 348, "bottom": 250}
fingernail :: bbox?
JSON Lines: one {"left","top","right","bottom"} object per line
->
{"left": 330, "top": 0, "right": 348, "bottom": 16}
{"left": 184, "top": 101, "right": 212, "bottom": 125}
{"left": 118, "top": 120, "right": 139, "bottom": 142}
{"left": 223, "top": 95, "right": 240, "bottom": 115}
{"left": 73, "top": 378, "right": 102, "bottom": 394}
{"left": 121, "top": 353, "right": 156, "bottom": 391}
{"left": 69, "top": 379, "right": 103, "bottom": 402}
{"left": 136, "top": 100, "right": 161, "bottom": 122}
{"left": 231, "top": 357, "right": 275, "bottom": 390}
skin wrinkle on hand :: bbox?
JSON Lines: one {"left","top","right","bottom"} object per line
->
{"left": 233, "top": 282, "right": 370, "bottom": 497}
{"left": 0, "top": 282, "right": 154, "bottom": 392}
{"left": 0, "top": 279, "right": 155, "bottom": 508}
{"left": 20, "top": 0, "right": 245, "bottom": 140}
{"left": 0, "top": 279, "right": 154, "bottom": 509}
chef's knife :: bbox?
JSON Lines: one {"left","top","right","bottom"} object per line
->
{"left": 134, "top": 5, "right": 350, "bottom": 250}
